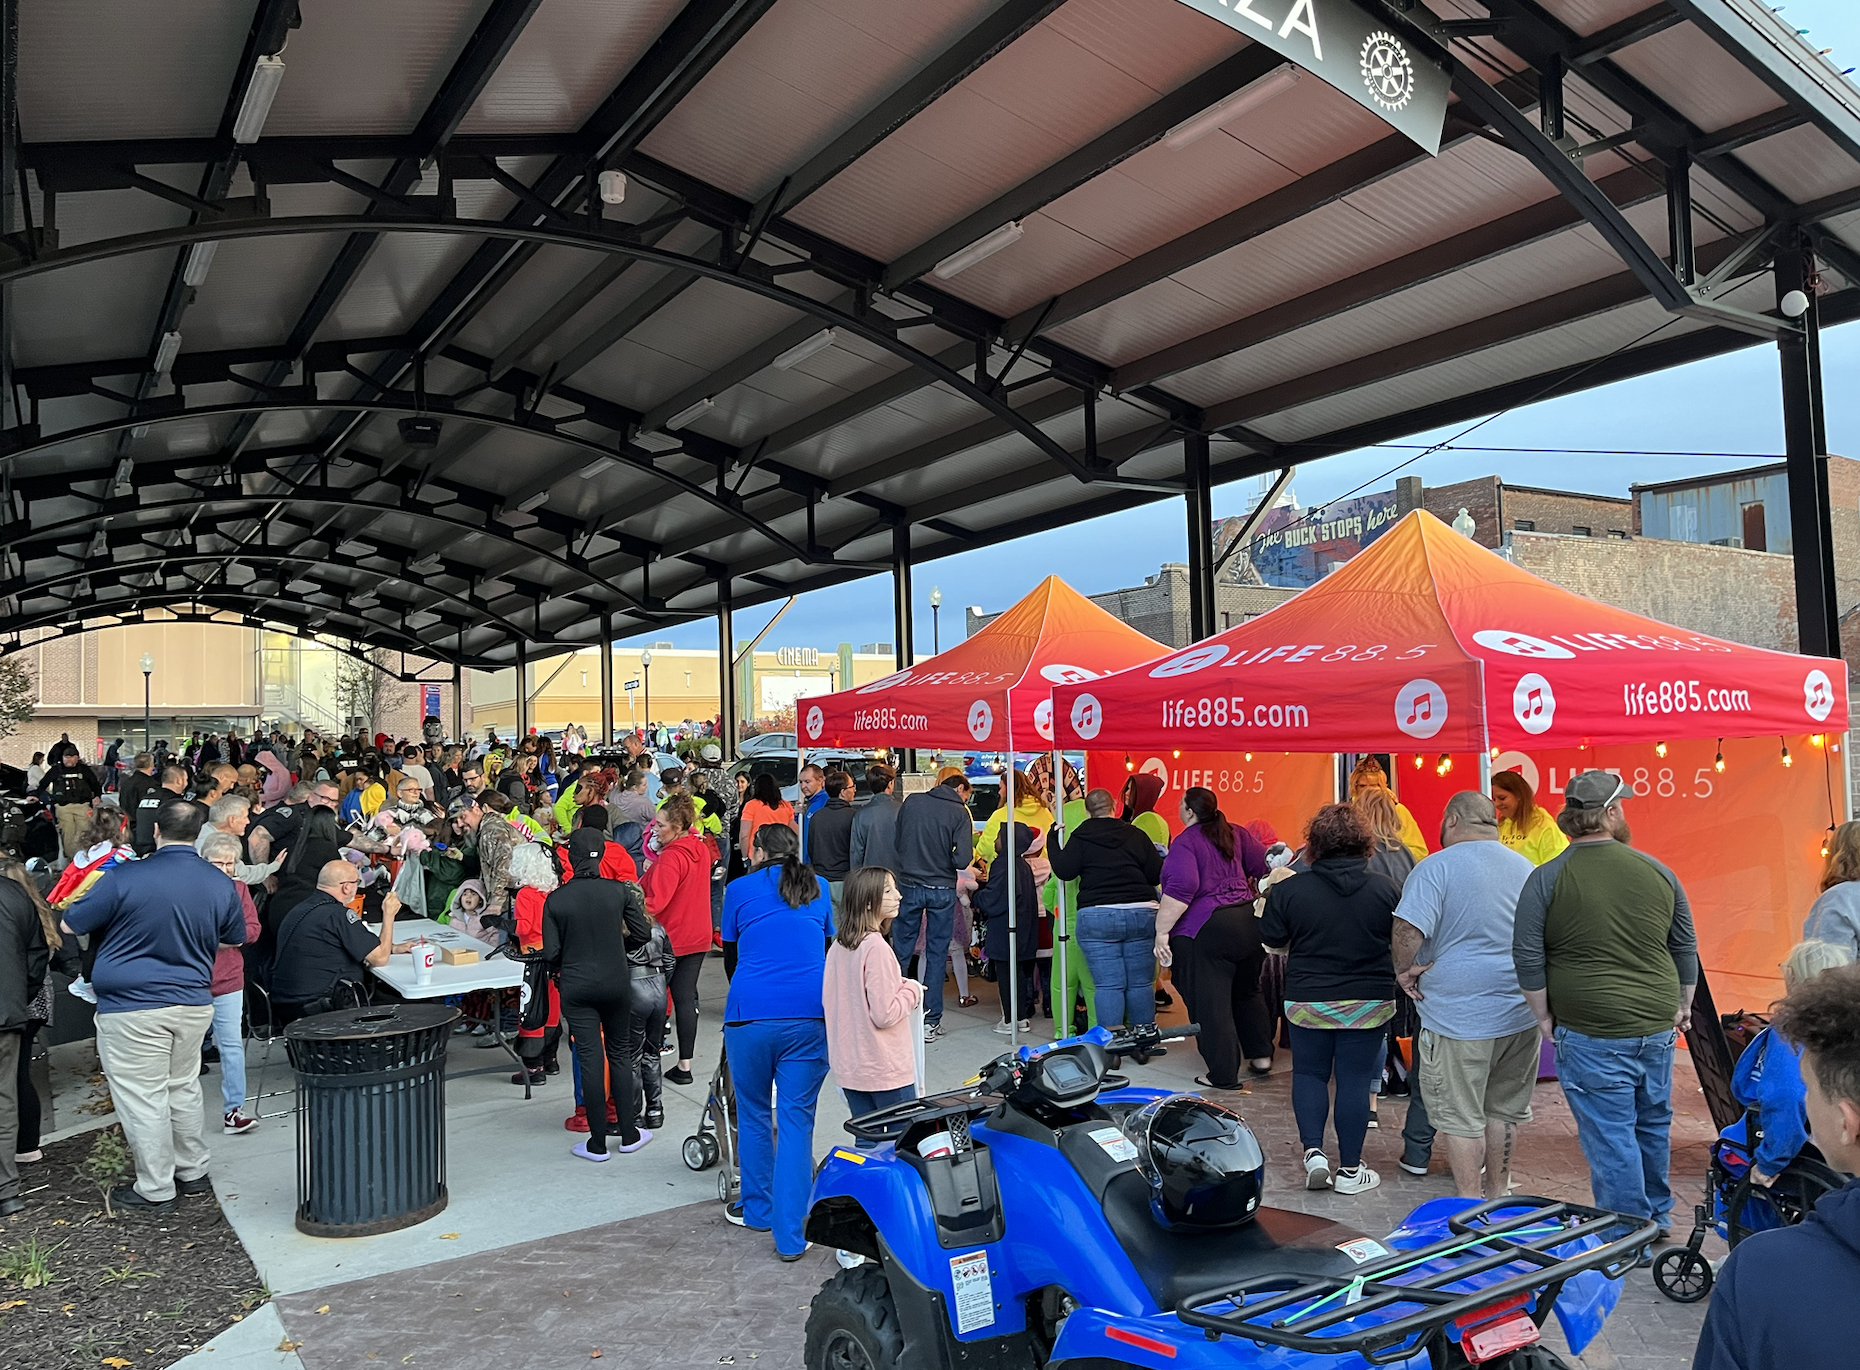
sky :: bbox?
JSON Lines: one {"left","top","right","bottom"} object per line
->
{"left": 628, "top": 2, "right": 1860, "bottom": 658}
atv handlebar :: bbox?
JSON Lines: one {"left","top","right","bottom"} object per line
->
{"left": 1175, "top": 1196, "right": 1658, "bottom": 1366}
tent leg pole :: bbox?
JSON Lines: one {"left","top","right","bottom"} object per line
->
{"left": 1006, "top": 721, "right": 1018, "bottom": 1050}
{"left": 1052, "top": 745, "right": 1065, "bottom": 1042}
{"left": 1479, "top": 750, "right": 1492, "bottom": 797}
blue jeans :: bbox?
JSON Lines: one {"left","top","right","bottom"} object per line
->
{"left": 1554, "top": 1026, "right": 1675, "bottom": 1226}
{"left": 891, "top": 885, "right": 956, "bottom": 1025}
{"left": 843, "top": 1084, "right": 916, "bottom": 1118}
{"left": 1075, "top": 905, "right": 1159, "bottom": 1030}
{"left": 210, "top": 990, "right": 246, "bottom": 1115}
{"left": 726, "top": 1018, "right": 829, "bottom": 1256}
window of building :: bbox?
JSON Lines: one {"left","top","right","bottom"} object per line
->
{"left": 1741, "top": 501, "right": 1767, "bottom": 552}
{"left": 1513, "top": 518, "right": 1536, "bottom": 531}
{"left": 1571, "top": 526, "right": 1592, "bottom": 537}
{"left": 1608, "top": 529, "right": 1628, "bottom": 539}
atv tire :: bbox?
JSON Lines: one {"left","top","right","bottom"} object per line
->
{"left": 803, "top": 1264, "right": 905, "bottom": 1370}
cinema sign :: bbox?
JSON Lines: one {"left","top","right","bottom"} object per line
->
{"left": 1172, "top": 0, "right": 1452, "bottom": 154}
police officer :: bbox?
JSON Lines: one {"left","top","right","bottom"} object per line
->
{"left": 37, "top": 749, "right": 102, "bottom": 864}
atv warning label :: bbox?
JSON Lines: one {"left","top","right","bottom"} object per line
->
{"left": 1087, "top": 1126, "right": 1139, "bottom": 1163}
{"left": 949, "top": 1251, "right": 994, "bottom": 1333}
{"left": 1337, "top": 1237, "right": 1391, "bottom": 1264}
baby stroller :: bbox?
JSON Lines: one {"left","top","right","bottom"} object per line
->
{"left": 680, "top": 1041, "right": 740, "bottom": 1204}
{"left": 1652, "top": 1109, "right": 1847, "bottom": 1301}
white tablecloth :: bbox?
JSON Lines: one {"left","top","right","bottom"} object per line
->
{"left": 365, "top": 918, "right": 523, "bottom": 999}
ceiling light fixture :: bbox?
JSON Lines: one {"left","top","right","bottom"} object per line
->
{"left": 771, "top": 328, "right": 836, "bottom": 371}
{"left": 665, "top": 397, "right": 713, "bottom": 431}
{"left": 597, "top": 169, "right": 628, "bottom": 205}
{"left": 233, "top": 54, "right": 286, "bottom": 145}
{"left": 152, "top": 330, "right": 183, "bottom": 378}
{"left": 931, "top": 221, "right": 1024, "bottom": 280}
{"left": 182, "top": 242, "right": 218, "bottom": 288}
{"left": 515, "top": 491, "right": 551, "bottom": 513}
{"left": 1162, "top": 63, "right": 1301, "bottom": 150}
{"left": 578, "top": 456, "right": 616, "bottom": 478}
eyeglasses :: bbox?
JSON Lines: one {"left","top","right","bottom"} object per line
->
{"left": 209, "top": 860, "right": 237, "bottom": 872}
{"left": 332, "top": 879, "right": 360, "bottom": 891}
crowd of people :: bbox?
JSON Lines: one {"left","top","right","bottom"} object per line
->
{"left": 1, "top": 721, "right": 1857, "bottom": 1335}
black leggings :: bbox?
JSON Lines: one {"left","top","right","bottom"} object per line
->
{"left": 562, "top": 992, "right": 638, "bottom": 1152}
{"left": 1191, "top": 905, "right": 1274, "bottom": 1087}
{"left": 13, "top": 1022, "right": 42, "bottom": 1153}
{"left": 669, "top": 952, "right": 705, "bottom": 1061}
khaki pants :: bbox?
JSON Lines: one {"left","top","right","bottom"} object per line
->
{"left": 95, "top": 1005, "right": 214, "bottom": 1202}
{"left": 56, "top": 803, "right": 91, "bottom": 861}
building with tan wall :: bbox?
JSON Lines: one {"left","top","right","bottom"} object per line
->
{"left": 470, "top": 644, "right": 904, "bottom": 738}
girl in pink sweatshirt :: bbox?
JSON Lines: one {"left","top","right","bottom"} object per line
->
{"left": 823, "top": 866, "right": 923, "bottom": 1118}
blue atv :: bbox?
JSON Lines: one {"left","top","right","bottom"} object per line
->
{"left": 801, "top": 1024, "right": 1652, "bottom": 1369}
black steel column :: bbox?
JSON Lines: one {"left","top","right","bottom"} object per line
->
{"left": 892, "top": 523, "right": 915, "bottom": 670}
{"left": 1778, "top": 240, "right": 1840, "bottom": 659}
{"left": 1, "top": 0, "right": 17, "bottom": 438}
{"left": 598, "top": 612, "right": 614, "bottom": 747}
{"left": 451, "top": 662, "right": 463, "bottom": 743}
{"left": 514, "top": 642, "right": 530, "bottom": 740}
{"left": 1184, "top": 433, "right": 1215, "bottom": 642}
{"left": 716, "top": 582, "right": 736, "bottom": 758}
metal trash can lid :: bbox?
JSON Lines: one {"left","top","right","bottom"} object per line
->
{"left": 284, "top": 1003, "right": 458, "bottom": 1043}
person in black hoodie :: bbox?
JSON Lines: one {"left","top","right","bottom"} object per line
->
{"left": 1258, "top": 803, "right": 1400, "bottom": 1197}
{"left": 889, "top": 769, "right": 976, "bottom": 1039}
{"left": 1693, "top": 962, "right": 1860, "bottom": 1370}
{"left": 544, "top": 827, "right": 653, "bottom": 1162}
{"left": 978, "top": 821, "right": 1039, "bottom": 1034}
{"left": 1048, "top": 788, "right": 1164, "bottom": 1032}
{"left": 805, "top": 768, "right": 858, "bottom": 920}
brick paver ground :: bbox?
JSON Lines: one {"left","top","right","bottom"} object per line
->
{"left": 272, "top": 1053, "right": 1722, "bottom": 1369}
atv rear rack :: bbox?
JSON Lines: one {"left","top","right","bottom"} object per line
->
{"left": 1175, "top": 1197, "right": 1656, "bottom": 1366}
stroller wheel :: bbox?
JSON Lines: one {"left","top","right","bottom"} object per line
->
{"left": 683, "top": 1134, "right": 718, "bottom": 1171}
{"left": 718, "top": 1170, "right": 738, "bottom": 1203}
{"left": 1653, "top": 1247, "right": 1713, "bottom": 1303}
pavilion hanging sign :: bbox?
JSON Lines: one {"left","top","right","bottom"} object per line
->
{"left": 1172, "top": 0, "right": 1452, "bottom": 154}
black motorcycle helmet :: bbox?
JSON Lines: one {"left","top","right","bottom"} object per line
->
{"left": 1121, "top": 1094, "right": 1265, "bottom": 1230}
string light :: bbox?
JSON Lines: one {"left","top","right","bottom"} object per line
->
{"left": 1124, "top": 754, "right": 1134, "bottom": 772}
{"left": 1435, "top": 753, "right": 1453, "bottom": 777}
{"left": 1823, "top": 825, "right": 1835, "bottom": 858}
{"left": 1654, "top": 740, "right": 1667, "bottom": 758}
{"left": 1812, "top": 734, "right": 1826, "bottom": 747}
{"left": 1489, "top": 746, "right": 1499, "bottom": 758}
{"left": 1243, "top": 751, "right": 1252, "bottom": 762}
{"left": 1714, "top": 739, "right": 1725, "bottom": 773}
{"left": 1172, "top": 748, "right": 1181, "bottom": 759}
{"left": 1781, "top": 738, "right": 1792, "bottom": 768}
{"left": 1413, "top": 754, "right": 1424, "bottom": 769}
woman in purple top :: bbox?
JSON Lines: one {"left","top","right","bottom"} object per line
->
{"left": 1152, "top": 787, "right": 1271, "bottom": 1090}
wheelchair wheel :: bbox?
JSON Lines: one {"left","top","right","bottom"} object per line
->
{"left": 683, "top": 1132, "right": 719, "bottom": 1171}
{"left": 1653, "top": 1248, "right": 1713, "bottom": 1303}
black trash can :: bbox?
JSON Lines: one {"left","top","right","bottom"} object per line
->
{"left": 285, "top": 1003, "right": 459, "bottom": 1237}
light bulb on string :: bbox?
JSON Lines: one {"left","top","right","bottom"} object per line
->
{"left": 1813, "top": 734, "right": 1826, "bottom": 748}
{"left": 1714, "top": 739, "right": 1725, "bottom": 774}
{"left": 1655, "top": 740, "right": 1667, "bottom": 758}
{"left": 1243, "top": 751, "right": 1252, "bottom": 762}
{"left": 1172, "top": 748, "right": 1181, "bottom": 759}
{"left": 1781, "top": 738, "right": 1792, "bottom": 768}
{"left": 1490, "top": 746, "right": 1499, "bottom": 758}
{"left": 1435, "top": 753, "right": 1452, "bottom": 777}
{"left": 1413, "top": 754, "right": 1424, "bottom": 769}
{"left": 1824, "top": 825, "right": 1835, "bottom": 858}
{"left": 1124, "top": 754, "right": 1134, "bottom": 772}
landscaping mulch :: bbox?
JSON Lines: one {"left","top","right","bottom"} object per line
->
{"left": 0, "top": 1126, "right": 270, "bottom": 1370}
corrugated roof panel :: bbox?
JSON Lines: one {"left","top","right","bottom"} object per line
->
{"left": 318, "top": 229, "right": 495, "bottom": 341}
{"left": 641, "top": 0, "right": 1003, "bottom": 204}
{"left": 265, "top": 0, "right": 496, "bottom": 138}
{"left": 1253, "top": 300, "right": 1708, "bottom": 444}
{"left": 19, "top": 0, "right": 248, "bottom": 141}
{"left": 1732, "top": 124, "right": 1860, "bottom": 205}
{"left": 1608, "top": 21, "right": 1782, "bottom": 134}
{"left": 787, "top": 0, "right": 1242, "bottom": 263}
{"left": 11, "top": 187, "right": 187, "bottom": 367}
{"left": 456, "top": 0, "right": 685, "bottom": 134}
{"left": 1540, "top": 0, "right": 1669, "bottom": 36}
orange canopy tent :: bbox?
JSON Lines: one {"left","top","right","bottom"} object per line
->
{"left": 801, "top": 575, "right": 1167, "bottom": 752}
{"left": 1054, "top": 510, "right": 1849, "bottom": 754}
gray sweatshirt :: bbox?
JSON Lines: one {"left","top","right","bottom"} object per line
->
{"left": 1805, "top": 881, "right": 1860, "bottom": 957}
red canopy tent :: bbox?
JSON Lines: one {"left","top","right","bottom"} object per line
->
{"left": 801, "top": 575, "right": 1167, "bottom": 752}
{"left": 799, "top": 576, "right": 1166, "bottom": 1044}
{"left": 1052, "top": 511, "right": 1849, "bottom": 755}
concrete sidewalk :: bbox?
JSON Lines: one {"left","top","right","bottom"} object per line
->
{"left": 146, "top": 960, "right": 1714, "bottom": 1369}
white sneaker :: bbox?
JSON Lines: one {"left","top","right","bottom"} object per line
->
{"left": 835, "top": 1249, "right": 866, "bottom": 1269}
{"left": 68, "top": 976, "right": 97, "bottom": 1005}
{"left": 991, "top": 1019, "right": 1032, "bottom": 1034}
{"left": 1304, "top": 1149, "right": 1332, "bottom": 1190}
{"left": 1333, "top": 1164, "right": 1381, "bottom": 1195}
{"left": 923, "top": 1020, "right": 945, "bottom": 1043}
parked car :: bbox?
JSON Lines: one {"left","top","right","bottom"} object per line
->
{"left": 737, "top": 731, "right": 798, "bottom": 758}
{"left": 729, "top": 750, "right": 876, "bottom": 804}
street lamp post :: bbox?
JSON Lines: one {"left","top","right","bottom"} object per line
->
{"left": 139, "top": 652, "right": 154, "bottom": 751}
{"left": 640, "top": 649, "right": 652, "bottom": 746}
{"left": 929, "top": 585, "right": 942, "bottom": 655}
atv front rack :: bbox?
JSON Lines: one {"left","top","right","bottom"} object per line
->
{"left": 842, "top": 1085, "right": 1005, "bottom": 1144}
{"left": 1175, "top": 1197, "right": 1656, "bottom": 1366}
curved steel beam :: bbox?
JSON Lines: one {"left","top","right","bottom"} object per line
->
{"left": 0, "top": 587, "right": 453, "bottom": 664}
{"left": 12, "top": 397, "right": 889, "bottom": 575}
{"left": 0, "top": 494, "right": 626, "bottom": 652}
{"left": 0, "top": 214, "right": 1110, "bottom": 485}
{"left": 3, "top": 549, "right": 542, "bottom": 648}
{"left": 6, "top": 447, "right": 668, "bottom": 612}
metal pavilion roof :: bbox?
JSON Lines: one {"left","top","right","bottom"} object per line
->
{"left": 3, "top": 0, "right": 1858, "bottom": 669}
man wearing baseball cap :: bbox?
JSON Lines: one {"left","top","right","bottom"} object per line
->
{"left": 1512, "top": 770, "right": 1698, "bottom": 1255}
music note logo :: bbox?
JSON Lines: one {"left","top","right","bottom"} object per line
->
{"left": 1474, "top": 628, "right": 1574, "bottom": 660}
{"left": 805, "top": 705, "right": 824, "bottom": 739}
{"left": 1513, "top": 673, "right": 1556, "bottom": 735}
{"left": 1069, "top": 693, "right": 1103, "bottom": 742}
{"left": 1395, "top": 679, "right": 1447, "bottom": 740}
{"left": 1805, "top": 668, "right": 1835, "bottom": 722}
{"left": 968, "top": 700, "right": 994, "bottom": 742}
